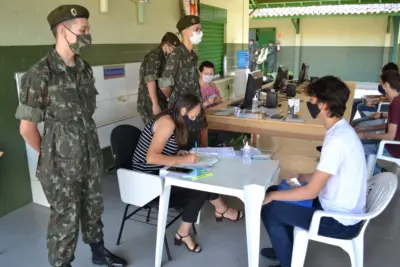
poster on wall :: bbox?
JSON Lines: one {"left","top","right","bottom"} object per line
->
{"left": 180, "top": 0, "right": 200, "bottom": 17}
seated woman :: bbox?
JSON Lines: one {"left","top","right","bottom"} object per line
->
{"left": 357, "top": 70, "right": 400, "bottom": 175}
{"left": 199, "top": 61, "right": 235, "bottom": 146}
{"left": 132, "top": 93, "right": 244, "bottom": 253}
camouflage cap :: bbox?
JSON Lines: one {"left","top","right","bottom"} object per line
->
{"left": 47, "top": 5, "right": 90, "bottom": 28}
{"left": 176, "top": 15, "right": 200, "bottom": 32}
{"left": 161, "top": 32, "right": 180, "bottom": 46}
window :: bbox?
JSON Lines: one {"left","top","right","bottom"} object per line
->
{"left": 198, "top": 4, "right": 227, "bottom": 76}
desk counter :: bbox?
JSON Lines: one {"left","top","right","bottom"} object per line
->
{"left": 205, "top": 81, "right": 356, "bottom": 142}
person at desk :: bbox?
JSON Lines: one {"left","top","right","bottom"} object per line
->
{"left": 260, "top": 76, "right": 367, "bottom": 267}
{"left": 199, "top": 61, "right": 222, "bottom": 108}
{"left": 159, "top": 15, "right": 206, "bottom": 149}
{"left": 357, "top": 70, "right": 400, "bottom": 175}
{"left": 137, "top": 32, "right": 181, "bottom": 124}
{"left": 132, "top": 94, "right": 244, "bottom": 253}
{"left": 350, "top": 62, "right": 397, "bottom": 122}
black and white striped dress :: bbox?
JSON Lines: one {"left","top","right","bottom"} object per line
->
{"left": 132, "top": 120, "right": 179, "bottom": 173}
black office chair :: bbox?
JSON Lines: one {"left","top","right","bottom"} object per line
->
{"left": 110, "top": 125, "right": 196, "bottom": 261}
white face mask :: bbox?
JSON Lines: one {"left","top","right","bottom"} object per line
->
{"left": 202, "top": 74, "right": 213, "bottom": 84}
{"left": 190, "top": 31, "right": 203, "bottom": 45}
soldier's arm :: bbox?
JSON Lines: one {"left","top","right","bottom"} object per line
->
{"left": 15, "top": 72, "right": 46, "bottom": 154}
{"left": 159, "top": 51, "right": 179, "bottom": 98}
{"left": 143, "top": 55, "right": 161, "bottom": 107}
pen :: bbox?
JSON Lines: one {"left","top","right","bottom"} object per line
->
{"left": 195, "top": 141, "right": 198, "bottom": 154}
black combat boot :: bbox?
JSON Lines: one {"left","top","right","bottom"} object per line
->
{"left": 90, "top": 240, "right": 127, "bottom": 267}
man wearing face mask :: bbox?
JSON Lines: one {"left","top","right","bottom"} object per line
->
{"left": 159, "top": 15, "right": 206, "bottom": 148}
{"left": 137, "top": 32, "right": 180, "bottom": 124}
{"left": 15, "top": 5, "right": 127, "bottom": 267}
{"left": 260, "top": 76, "right": 366, "bottom": 267}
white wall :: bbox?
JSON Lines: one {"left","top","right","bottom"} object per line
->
{"left": 0, "top": 0, "right": 181, "bottom": 46}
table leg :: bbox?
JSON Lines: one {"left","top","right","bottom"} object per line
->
{"left": 243, "top": 184, "right": 266, "bottom": 267}
{"left": 155, "top": 185, "right": 171, "bottom": 267}
{"left": 200, "top": 127, "right": 208, "bottom": 147}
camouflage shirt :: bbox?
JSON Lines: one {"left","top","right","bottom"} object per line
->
{"left": 159, "top": 43, "right": 202, "bottom": 106}
{"left": 137, "top": 47, "right": 168, "bottom": 124}
{"left": 15, "top": 49, "right": 103, "bottom": 179}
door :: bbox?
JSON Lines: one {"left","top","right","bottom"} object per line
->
{"left": 256, "top": 28, "right": 276, "bottom": 76}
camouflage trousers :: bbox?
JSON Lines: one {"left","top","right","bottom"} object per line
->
{"left": 40, "top": 173, "right": 104, "bottom": 267}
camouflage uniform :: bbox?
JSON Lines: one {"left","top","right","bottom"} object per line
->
{"left": 15, "top": 49, "right": 104, "bottom": 267}
{"left": 137, "top": 47, "right": 168, "bottom": 124}
{"left": 159, "top": 43, "right": 206, "bottom": 148}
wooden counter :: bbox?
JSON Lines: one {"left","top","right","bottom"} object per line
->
{"left": 204, "top": 81, "right": 356, "bottom": 142}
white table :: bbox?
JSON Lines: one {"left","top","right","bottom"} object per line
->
{"left": 154, "top": 157, "right": 280, "bottom": 267}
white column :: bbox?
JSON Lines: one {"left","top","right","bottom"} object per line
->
{"left": 383, "top": 33, "right": 391, "bottom": 64}
{"left": 294, "top": 34, "right": 301, "bottom": 78}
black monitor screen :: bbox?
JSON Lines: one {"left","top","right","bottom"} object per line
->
{"left": 243, "top": 70, "right": 263, "bottom": 109}
{"left": 273, "top": 66, "right": 288, "bottom": 91}
{"left": 297, "top": 63, "right": 309, "bottom": 84}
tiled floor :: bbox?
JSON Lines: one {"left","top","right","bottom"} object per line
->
{"left": 1, "top": 136, "right": 399, "bottom": 267}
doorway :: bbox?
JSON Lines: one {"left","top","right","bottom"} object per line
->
{"left": 256, "top": 28, "right": 276, "bottom": 76}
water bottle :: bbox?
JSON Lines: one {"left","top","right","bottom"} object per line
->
{"left": 252, "top": 95, "right": 258, "bottom": 113}
{"left": 242, "top": 142, "right": 252, "bottom": 165}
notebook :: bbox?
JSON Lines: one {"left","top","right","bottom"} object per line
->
{"left": 178, "top": 153, "right": 219, "bottom": 168}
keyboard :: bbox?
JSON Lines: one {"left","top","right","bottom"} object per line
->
{"left": 228, "top": 99, "right": 244, "bottom": 108}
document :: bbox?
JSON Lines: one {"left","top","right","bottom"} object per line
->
{"left": 190, "top": 147, "right": 236, "bottom": 158}
{"left": 179, "top": 153, "right": 219, "bottom": 168}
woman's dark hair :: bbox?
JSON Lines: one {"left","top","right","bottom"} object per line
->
{"left": 199, "top": 61, "right": 215, "bottom": 72}
{"left": 155, "top": 93, "right": 202, "bottom": 146}
{"left": 381, "top": 70, "right": 400, "bottom": 93}
{"left": 382, "top": 62, "right": 399, "bottom": 73}
{"left": 306, "top": 76, "right": 350, "bottom": 118}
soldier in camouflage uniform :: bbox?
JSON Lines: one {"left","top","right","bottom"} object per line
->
{"left": 15, "top": 5, "right": 127, "bottom": 267}
{"left": 159, "top": 15, "right": 206, "bottom": 148}
{"left": 137, "top": 32, "right": 180, "bottom": 124}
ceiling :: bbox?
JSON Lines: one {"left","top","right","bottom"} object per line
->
{"left": 249, "top": 0, "right": 399, "bottom": 9}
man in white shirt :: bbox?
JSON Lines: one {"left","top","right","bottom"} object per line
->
{"left": 260, "top": 76, "right": 367, "bottom": 267}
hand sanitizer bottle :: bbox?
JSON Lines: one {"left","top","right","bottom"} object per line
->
{"left": 242, "top": 142, "right": 252, "bottom": 164}
{"left": 252, "top": 95, "right": 258, "bottom": 113}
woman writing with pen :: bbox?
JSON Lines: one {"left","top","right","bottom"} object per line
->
{"left": 132, "top": 93, "right": 244, "bottom": 253}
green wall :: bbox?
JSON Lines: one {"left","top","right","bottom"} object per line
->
{"left": 0, "top": 42, "right": 242, "bottom": 217}
{"left": 275, "top": 46, "right": 389, "bottom": 82}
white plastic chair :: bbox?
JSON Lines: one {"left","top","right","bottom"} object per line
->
{"left": 366, "top": 140, "right": 400, "bottom": 178}
{"left": 291, "top": 172, "right": 398, "bottom": 267}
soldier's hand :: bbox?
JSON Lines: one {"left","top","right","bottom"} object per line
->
{"left": 182, "top": 153, "right": 200, "bottom": 163}
{"left": 152, "top": 104, "right": 162, "bottom": 115}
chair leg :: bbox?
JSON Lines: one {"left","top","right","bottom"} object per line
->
{"left": 192, "top": 224, "right": 197, "bottom": 235}
{"left": 352, "top": 236, "right": 364, "bottom": 267}
{"left": 164, "top": 235, "right": 172, "bottom": 261}
{"left": 291, "top": 227, "right": 309, "bottom": 267}
{"left": 146, "top": 207, "right": 152, "bottom": 223}
{"left": 116, "top": 204, "right": 130, "bottom": 245}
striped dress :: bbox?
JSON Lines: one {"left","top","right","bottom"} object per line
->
{"left": 132, "top": 119, "right": 179, "bottom": 173}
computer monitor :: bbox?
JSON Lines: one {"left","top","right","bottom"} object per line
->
{"left": 273, "top": 66, "right": 289, "bottom": 91}
{"left": 297, "top": 63, "right": 309, "bottom": 85}
{"left": 242, "top": 70, "right": 264, "bottom": 108}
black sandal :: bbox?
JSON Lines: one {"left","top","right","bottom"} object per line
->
{"left": 174, "top": 232, "right": 202, "bottom": 253}
{"left": 215, "top": 206, "right": 244, "bottom": 222}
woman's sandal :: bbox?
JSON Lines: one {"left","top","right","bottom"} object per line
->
{"left": 215, "top": 206, "right": 244, "bottom": 222}
{"left": 174, "top": 232, "right": 202, "bottom": 253}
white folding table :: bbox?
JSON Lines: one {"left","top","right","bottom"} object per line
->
{"left": 154, "top": 157, "right": 280, "bottom": 267}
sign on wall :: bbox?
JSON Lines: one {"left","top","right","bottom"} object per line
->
{"left": 180, "top": 0, "right": 200, "bottom": 17}
{"left": 103, "top": 65, "right": 125, "bottom": 80}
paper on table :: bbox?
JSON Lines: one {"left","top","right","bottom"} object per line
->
{"left": 178, "top": 153, "right": 219, "bottom": 168}
{"left": 189, "top": 147, "right": 236, "bottom": 158}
